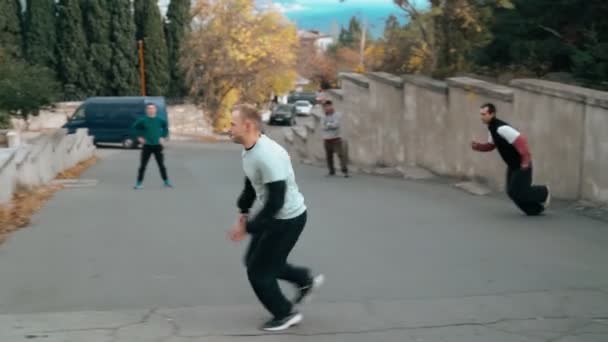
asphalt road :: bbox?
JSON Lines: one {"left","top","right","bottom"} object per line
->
{"left": 0, "top": 121, "right": 607, "bottom": 341}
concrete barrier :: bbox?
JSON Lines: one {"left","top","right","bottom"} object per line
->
{"left": 284, "top": 71, "right": 608, "bottom": 205}
{"left": 0, "top": 128, "right": 95, "bottom": 206}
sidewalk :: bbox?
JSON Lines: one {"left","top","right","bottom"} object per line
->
{"left": 2, "top": 289, "right": 607, "bottom": 341}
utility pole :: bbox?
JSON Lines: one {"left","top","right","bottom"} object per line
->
{"left": 138, "top": 40, "right": 146, "bottom": 96}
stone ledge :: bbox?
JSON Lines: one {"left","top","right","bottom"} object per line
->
{"left": 587, "top": 90, "right": 608, "bottom": 109}
{"left": 510, "top": 79, "right": 593, "bottom": 104}
{"left": 402, "top": 75, "right": 448, "bottom": 94}
{"left": 304, "top": 121, "right": 315, "bottom": 134}
{"left": 367, "top": 72, "right": 404, "bottom": 89}
{"left": 326, "top": 88, "right": 344, "bottom": 100}
{"left": 447, "top": 77, "right": 514, "bottom": 102}
{"left": 292, "top": 126, "right": 307, "bottom": 140}
{"left": 283, "top": 130, "right": 293, "bottom": 144}
{"left": 454, "top": 181, "right": 492, "bottom": 196}
{"left": 339, "top": 72, "right": 370, "bottom": 89}
{"left": 0, "top": 148, "right": 17, "bottom": 172}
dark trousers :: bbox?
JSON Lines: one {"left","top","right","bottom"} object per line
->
{"left": 137, "top": 144, "right": 168, "bottom": 182}
{"left": 506, "top": 165, "right": 549, "bottom": 216}
{"left": 324, "top": 138, "right": 348, "bottom": 174}
{"left": 244, "top": 211, "right": 311, "bottom": 319}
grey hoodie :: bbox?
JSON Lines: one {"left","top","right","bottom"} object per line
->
{"left": 322, "top": 112, "right": 342, "bottom": 140}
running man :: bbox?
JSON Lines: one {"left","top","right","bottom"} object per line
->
{"left": 227, "top": 104, "right": 324, "bottom": 332}
{"left": 471, "top": 103, "right": 551, "bottom": 215}
{"left": 133, "top": 103, "right": 172, "bottom": 189}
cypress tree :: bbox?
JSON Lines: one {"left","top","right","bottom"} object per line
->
{"left": 0, "top": 0, "right": 24, "bottom": 59}
{"left": 24, "top": 0, "right": 57, "bottom": 69}
{"left": 135, "top": 0, "right": 170, "bottom": 96}
{"left": 165, "top": 0, "right": 190, "bottom": 98}
{"left": 82, "top": 0, "right": 112, "bottom": 95}
{"left": 108, "top": 0, "right": 139, "bottom": 95}
{"left": 56, "top": 0, "right": 89, "bottom": 99}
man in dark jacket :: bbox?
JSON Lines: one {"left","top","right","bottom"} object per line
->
{"left": 471, "top": 103, "right": 551, "bottom": 215}
{"left": 132, "top": 104, "right": 171, "bottom": 189}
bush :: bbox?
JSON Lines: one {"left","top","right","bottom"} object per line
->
{"left": 0, "top": 60, "right": 60, "bottom": 124}
{"left": 0, "top": 111, "right": 10, "bottom": 129}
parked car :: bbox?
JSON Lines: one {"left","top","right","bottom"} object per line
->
{"left": 288, "top": 92, "right": 318, "bottom": 105}
{"left": 269, "top": 104, "right": 297, "bottom": 126}
{"left": 62, "top": 96, "right": 169, "bottom": 149}
{"left": 294, "top": 100, "right": 313, "bottom": 116}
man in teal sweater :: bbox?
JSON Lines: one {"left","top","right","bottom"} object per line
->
{"left": 132, "top": 104, "right": 171, "bottom": 189}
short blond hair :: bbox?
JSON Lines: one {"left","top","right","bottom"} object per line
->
{"left": 232, "top": 104, "right": 262, "bottom": 128}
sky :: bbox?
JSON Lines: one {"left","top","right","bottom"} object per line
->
{"left": 157, "top": 0, "right": 429, "bottom": 38}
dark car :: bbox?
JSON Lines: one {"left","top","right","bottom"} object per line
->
{"left": 269, "top": 104, "right": 297, "bottom": 126}
{"left": 62, "top": 96, "right": 169, "bottom": 148}
{"left": 288, "top": 92, "right": 318, "bottom": 105}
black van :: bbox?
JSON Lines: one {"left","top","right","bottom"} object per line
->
{"left": 63, "top": 97, "right": 169, "bottom": 148}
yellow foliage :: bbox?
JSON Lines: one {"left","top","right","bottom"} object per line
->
{"left": 214, "top": 88, "right": 240, "bottom": 132}
{"left": 183, "top": 0, "right": 298, "bottom": 119}
{"left": 407, "top": 42, "right": 432, "bottom": 73}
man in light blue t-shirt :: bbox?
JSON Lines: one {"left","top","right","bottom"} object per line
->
{"left": 227, "top": 104, "right": 324, "bottom": 332}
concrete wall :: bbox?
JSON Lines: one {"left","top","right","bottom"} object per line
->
{"left": 0, "top": 128, "right": 95, "bottom": 206}
{"left": 446, "top": 77, "right": 515, "bottom": 190}
{"left": 582, "top": 91, "right": 608, "bottom": 203}
{"left": 367, "top": 72, "right": 409, "bottom": 167}
{"left": 338, "top": 73, "right": 375, "bottom": 166}
{"left": 403, "top": 76, "right": 449, "bottom": 174}
{"left": 284, "top": 72, "right": 608, "bottom": 204}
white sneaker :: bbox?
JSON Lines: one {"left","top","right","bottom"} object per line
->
{"left": 542, "top": 186, "right": 551, "bottom": 209}
{"left": 261, "top": 312, "right": 303, "bottom": 332}
{"left": 294, "top": 274, "right": 325, "bottom": 305}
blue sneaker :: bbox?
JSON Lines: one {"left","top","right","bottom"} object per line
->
{"left": 164, "top": 180, "right": 173, "bottom": 188}
{"left": 134, "top": 182, "right": 143, "bottom": 190}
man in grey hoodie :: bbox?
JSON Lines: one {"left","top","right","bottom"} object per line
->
{"left": 321, "top": 101, "right": 349, "bottom": 177}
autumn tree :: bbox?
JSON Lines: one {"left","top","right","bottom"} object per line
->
{"left": 183, "top": 0, "right": 298, "bottom": 130}
{"left": 341, "top": 0, "right": 514, "bottom": 77}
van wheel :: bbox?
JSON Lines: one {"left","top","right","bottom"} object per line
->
{"left": 122, "top": 137, "right": 136, "bottom": 149}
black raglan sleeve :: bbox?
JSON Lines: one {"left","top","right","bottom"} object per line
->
{"left": 237, "top": 177, "right": 256, "bottom": 214}
{"left": 245, "top": 180, "right": 286, "bottom": 234}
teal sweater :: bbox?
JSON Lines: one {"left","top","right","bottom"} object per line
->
{"left": 132, "top": 116, "right": 168, "bottom": 145}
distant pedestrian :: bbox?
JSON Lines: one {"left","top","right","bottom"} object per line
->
{"left": 471, "top": 103, "right": 550, "bottom": 215}
{"left": 321, "top": 100, "right": 349, "bottom": 177}
{"left": 133, "top": 104, "right": 172, "bottom": 189}
{"left": 227, "top": 104, "right": 324, "bottom": 332}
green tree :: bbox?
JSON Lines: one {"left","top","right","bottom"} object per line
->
{"left": 56, "top": 0, "right": 89, "bottom": 99}
{"left": 82, "top": 0, "right": 112, "bottom": 95}
{"left": 135, "top": 0, "right": 170, "bottom": 96}
{"left": 0, "top": 0, "right": 24, "bottom": 59}
{"left": 108, "top": 0, "right": 140, "bottom": 95}
{"left": 165, "top": 0, "right": 191, "bottom": 98}
{"left": 478, "top": 0, "right": 608, "bottom": 87}
{"left": 338, "top": 16, "right": 362, "bottom": 47}
{"left": 24, "top": 0, "right": 57, "bottom": 69}
{"left": 0, "top": 59, "right": 60, "bottom": 125}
